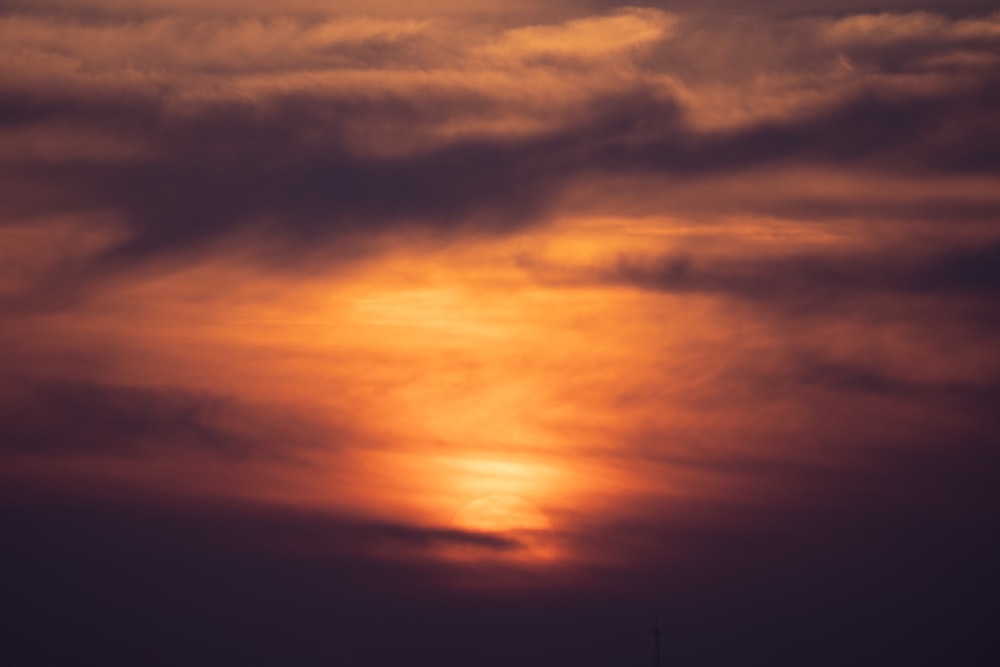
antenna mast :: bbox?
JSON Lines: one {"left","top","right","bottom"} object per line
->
{"left": 652, "top": 614, "right": 662, "bottom": 667}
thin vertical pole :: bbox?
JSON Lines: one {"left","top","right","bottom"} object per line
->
{"left": 653, "top": 614, "right": 662, "bottom": 667}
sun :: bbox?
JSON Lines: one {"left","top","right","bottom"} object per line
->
{"left": 447, "top": 494, "right": 559, "bottom": 566}
{"left": 453, "top": 494, "right": 552, "bottom": 534}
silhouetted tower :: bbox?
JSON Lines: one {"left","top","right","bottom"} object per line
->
{"left": 650, "top": 614, "right": 663, "bottom": 667}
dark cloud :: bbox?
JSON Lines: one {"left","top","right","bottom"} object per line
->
{"left": 0, "top": 479, "right": 553, "bottom": 667}
{"left": 792, "top": 358, "right": 1000, "bottom": 398}
{"left": 553, "top": 410, "right": 1000, "bottom": 665}
{"left": 588, "top": 81, "right": 1000, "bottom": 177}
{"left": 3, "top": 75, "right": 998, "bottom": 276}
{"left": 2, "top": 419, "right": 998, "bottom": 667}
{"left": 586, "top": 0, "right": 1000, "bottom": 17}
{"left": 0, "top": 88, "right": 575, "bottom": 267}
{"left": 0, "top": 378, "right": 322, "bottom": 461}
{"left": 4, "top": 70, "right": 1000, "bottom": 261}
{"left": 0, "top": 9, "right": 997, "bottom": 289}
{"left": 603, "top": 241, "right": 1000, "bottom": 304}
{"left": 661, "top": 440, "right": 1000, "bottom": 666}
{"left": 5, "top": 0, "right": 996, "bottom": 18}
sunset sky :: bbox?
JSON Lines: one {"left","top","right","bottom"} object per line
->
{"left": 2, "top": 1, "right": 999, "bottom": 665}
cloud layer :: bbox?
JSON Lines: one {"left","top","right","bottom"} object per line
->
{"left": 1, "top": 5, "right": 998, "bottom": 276}
{"left": 1, "top": 2, "right": 998, "bottom": 666}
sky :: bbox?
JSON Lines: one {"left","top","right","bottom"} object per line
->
{"left": 1, "top": 1, "right": 999, "bottom": 665}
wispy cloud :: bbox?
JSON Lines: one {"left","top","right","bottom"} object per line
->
{"left": 1, "top": 7, "right": 997, "bottom": 278}
{"left": 1, "top": 3, "right": 998, "bottom": 664}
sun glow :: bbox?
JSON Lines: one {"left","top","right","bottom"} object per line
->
{"left": 3, "top": 216, "right": 798, "bottom": 573}
{"left": 453, "top": 494, "right": 552, "bottom": 533}
{"left": 448, "top": 494, "right": 560, "bottom": 565}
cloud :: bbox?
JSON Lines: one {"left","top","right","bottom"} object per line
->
{"left": 1, "top": 4, "right": 997, "bottom": 665}
{"left": 0, "top": 377, "right": 325, "bottom": 461}
{"left": 602, "top": 240, "right": 1000, "bottom": 303}
{"left": 0, "top": 7, "right": 997, "bottom": 286}
{"left": 3, "top": 398, "right": 997, "bottom": 666}
{"left": 588, "top": 437, "right": 1000, "bottom": 665}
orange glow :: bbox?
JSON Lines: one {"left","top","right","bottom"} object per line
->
{"left": 453, "top": 494, "right": 552, "bottom": 533}
{"left": 3, "top": 4, "right": 999, "bottom": 600}
{"left": 7, "top": 205, "right": 997, "bottom": 579}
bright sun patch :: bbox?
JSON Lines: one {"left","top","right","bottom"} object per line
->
{"left": 453, "top": 494, "right": 552, "bottom": 533}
